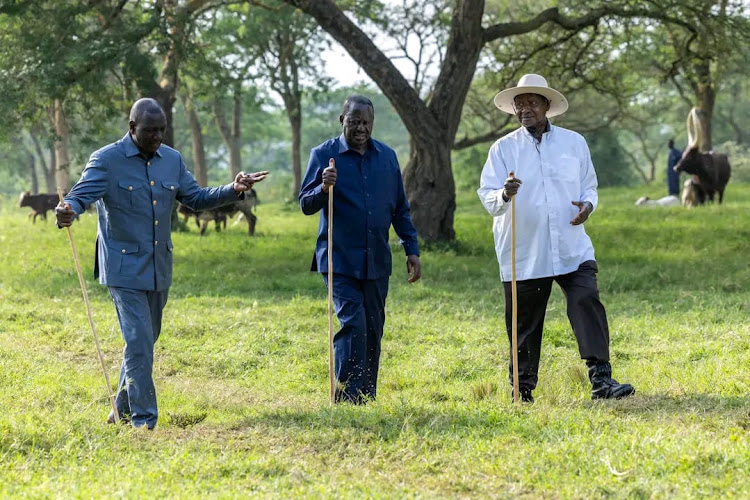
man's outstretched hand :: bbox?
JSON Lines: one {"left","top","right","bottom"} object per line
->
{"left": 234, "top": 171, "right": 269, "bottom": 193}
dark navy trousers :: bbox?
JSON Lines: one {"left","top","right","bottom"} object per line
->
{"left": 667, "top": 165, "right": 681, "bottom": 196}
{"left": 323, "top": 274, "right": 389, "bottom": 404}
{"left": 108, "top": 286, "right": 169, "bottom": 428}
{"left": 503, "top": 260, "right": 610, "bottom": 391}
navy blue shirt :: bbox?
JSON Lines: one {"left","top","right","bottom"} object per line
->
{"left": 299, "top": 134, "right": 419, "bottom": 280}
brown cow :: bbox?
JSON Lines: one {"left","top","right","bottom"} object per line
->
{"left": 18, "top": 191, "right": 59, "bottom": 223}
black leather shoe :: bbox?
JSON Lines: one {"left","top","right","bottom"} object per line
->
{"left": 587, "top": 361, "right": 635, "bottom": 400}
{"left": 511, "top": 388, "right": 534, "bottom": 403}
{"left": 521, "top": 388, "right": 534, "bottom": 403}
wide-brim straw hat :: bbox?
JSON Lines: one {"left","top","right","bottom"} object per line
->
{"left": 493, "top": 74, "right": 568, "bottom": 117}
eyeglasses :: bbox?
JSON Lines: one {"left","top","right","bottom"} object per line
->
{"left": 513, "top": 98, "right": 548, "bottom": 111}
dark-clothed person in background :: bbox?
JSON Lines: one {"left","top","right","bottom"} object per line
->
{"left": 477, "top": 74, "right": 635, "bottom": 403}
{"left": 299, "top": 94, "right": 421, "bottom": 404}
{"left": 56, "top": 98, "right": 268, "bottom": 429}
{"left": 667, "top": 138, "right": 683, "bottom": 197}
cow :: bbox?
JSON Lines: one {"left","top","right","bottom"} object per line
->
{"left": 178, "top": 188, "right": 258, "bottom": 236}
{"left": 673, "top": 149, "right": 731, "bottom": 204}
{"left": 18, "top": 191, "right": 59, "bottom": 223}
{"left": 673, "top": 108, "right": 731, "bottom": 205}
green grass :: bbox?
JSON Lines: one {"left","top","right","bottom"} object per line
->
{"left": 0, "top": 184, "right": 748, "bottom": 498}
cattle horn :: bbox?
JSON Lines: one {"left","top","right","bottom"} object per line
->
{"left": 686, "top": 107, "right": 703, "bottom": 150}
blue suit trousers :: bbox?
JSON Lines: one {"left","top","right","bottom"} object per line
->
{"left": 323, "top": 274, "right": 389, "bottom": 403}
{"left": 108, "top": 286, "right": 169, "bottom": 428}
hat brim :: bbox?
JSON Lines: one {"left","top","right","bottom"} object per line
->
{"left": 493, "top": 86, "right": 568, "bottom": 117}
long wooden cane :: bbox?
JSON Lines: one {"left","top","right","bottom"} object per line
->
{"left": 509, "top": 172, "right": 520, "bottom": 404}
{"left": 57, "top": 189, "right": 119, "bottom": 423}
{"left": 327, "top": 158, "right": 336, "bottom": 404}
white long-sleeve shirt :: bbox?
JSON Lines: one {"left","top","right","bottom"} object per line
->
{"left": 477, "top": 124, "right": 599, "bottom": 281}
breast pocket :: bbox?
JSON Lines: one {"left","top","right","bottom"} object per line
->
{"left": 550, "top": 155, "right": 580, "bottom": 184}
{"left": 117, "top": 181, "right": 148, "bottom": 207}
{"left": 160, "top": 181, "right": 180, "bottom": 206}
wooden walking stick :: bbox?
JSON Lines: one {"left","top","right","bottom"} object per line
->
{"left": 327, "top": 158, "right": 336, "bottom": 404}
{"left": 509, "top": 172, "right": 520, "bottom": 404}
{"left": 57, "top": 188, "right": 119, "bottom": 423}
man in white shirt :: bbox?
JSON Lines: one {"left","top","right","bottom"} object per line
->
{"left": 477, "top": 74, "right": 635, "bottom": 403}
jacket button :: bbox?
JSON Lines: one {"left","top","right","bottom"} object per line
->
{"left": 147, "top": 161, "right": 151, "bottom": 167}
{"left": 128, "top": 186, "right": 133, "bottom": 191}
{"left": 155, "top": 241, "right": 158, "bottom": 245}
{"left": 152, "top": 200, "right": 157, "bottom": 205}
{"left": 155, "top": 220, "right": 159, "bottom": 226}
{"left": 150, "top": 181, "right": 155, "bottom": 186}
{"left": 171, "top": 186, "right": 174, "bottom": 190}
{"left": 122, "top": 249, "right": 126, "bottom": 254}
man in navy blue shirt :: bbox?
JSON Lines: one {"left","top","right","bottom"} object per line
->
{"left": 299, "top": 94, "right": 421, "bottom": 404}
{"left": 667, "top": 138, "right": 682, "bottom": 196}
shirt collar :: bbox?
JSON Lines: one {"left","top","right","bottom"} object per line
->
{"left": 122, "top": 132, "right": 163, "bottom": 158}
{"left": 337, "top": 134, "right": 381, "bottom": 155}
{"left": 520, "top": 119, "right": 554, "bottom": 142}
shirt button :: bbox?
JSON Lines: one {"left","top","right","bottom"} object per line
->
{"left": 155, "top": 240, "right": 158, "bottom": 245}
{"left": 150, "top": 181, "right": 155, "bottom": 186}
{"left": 171, "top": 185, "right": 174, "bottom": 190}
{"left": 122, "top": 249, "right": 126, "bottom": 254}
{"left": 155, "top": 220, "right": 159, "bottom": 226}
{"left": 147, "top": 161, "right": 151, "bottom": 167}
{"left": 153, "top": 200, "right": 157, "bottom": 205}
{"left": 128, "top": 186, "right": 133, "bottom": 191}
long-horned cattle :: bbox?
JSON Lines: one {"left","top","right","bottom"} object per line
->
{"left": 673, "top": 108, "right": 731, "bottom": 205}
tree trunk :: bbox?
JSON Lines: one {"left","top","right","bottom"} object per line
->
{"left": 287, "top": 102, "right": 302, "bottom": 198}
{"left": 29, "top": 129, "right": 53, "bottom": 193}
{"left": 181, "top": 91, "right": 208, "bottom": 186}
{"left": 403, "top": 140, "right": 456, "bottom": 241}
{"left": 48, "top": 142, "right": 57, "bottom": 193}
{"left": 213, "top": 90, "right": 242, "bottom": 179}
{"left": 52, "top": 99, "right": 71, "bottom": 191}
{"left": 231, "top": 90, "right": 242, "bottom": 178}
{"left": 27, "top": 149, "right": 38, "bottom": 194}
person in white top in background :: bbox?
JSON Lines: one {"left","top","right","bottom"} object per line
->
{"left": 477, "top": 74, "right": 635, "bottom": 403}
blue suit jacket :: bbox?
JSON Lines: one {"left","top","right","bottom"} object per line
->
{"left": 64, "top": 133, "right": 241, "bottom": 291}
{"left": 299, "top": 135, "right": 419, "bottom": 280}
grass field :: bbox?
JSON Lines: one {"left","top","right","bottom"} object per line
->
{"left": 0, "top": 183, "right": 748, "bottom": 498}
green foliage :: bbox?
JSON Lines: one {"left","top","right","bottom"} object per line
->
{"left": 584, "top": 128, "right": 639, "bottom": 187}
{"left": 1, "top": 181, "right": 749, "bottom": 497}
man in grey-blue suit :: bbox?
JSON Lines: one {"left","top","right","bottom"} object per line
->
{"left": 56, "top": 98, "right": 268, "bottom": 429}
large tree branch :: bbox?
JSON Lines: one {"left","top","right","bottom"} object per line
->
{"left": 483, "top": 6, "right": 697, "bottom": 43}
{"left": 280, "top": 0, "right": 439, "bottom": 141}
